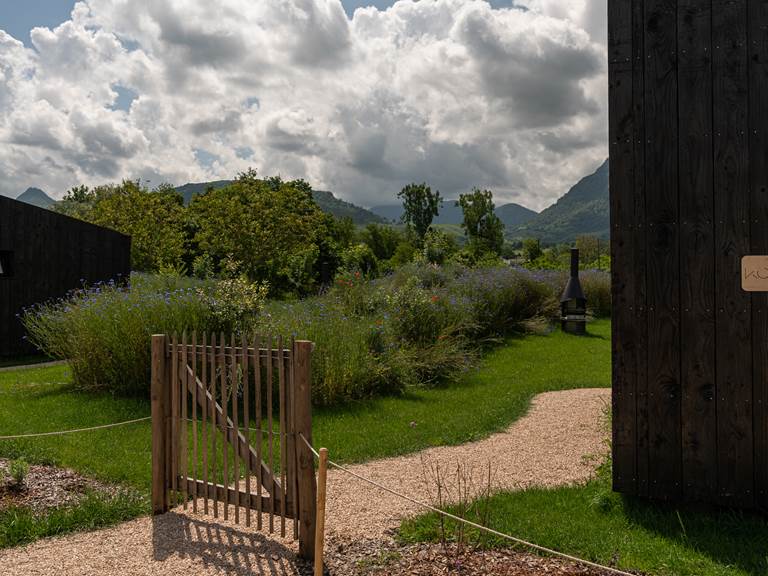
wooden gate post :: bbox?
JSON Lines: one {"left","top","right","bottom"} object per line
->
{"left": 295, "top": 340, "right": 317, "bottom": 560}
{"left": 151, "top": 334, "right": 168, "bottom": 514}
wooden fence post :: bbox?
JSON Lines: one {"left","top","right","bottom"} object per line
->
{"left": 151, "top": 334, "right": 168, "bottom": 514}
{"left": 295, "top": 340, "right": 317, "bottom": 560}
{"left": 314, "top": 447, "right": 329, "bottom": 576}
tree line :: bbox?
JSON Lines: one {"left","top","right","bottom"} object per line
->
{"left": 56, "top": 171, "right": 508, "bottom": 295}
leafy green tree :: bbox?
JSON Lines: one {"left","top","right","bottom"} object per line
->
{"left": 189, "top": 172, "right": 338, "bottom": 295}
{"left": 398, "top": 183, "right": 441, "bottom": 247}
{"left": 457, "top": 188, "right": 504, "bottom": 256}
{"left": 390, "top": 240, "right": 417, "bottom": 267}
{"left": 522, "top": 238, "right": 543, "bottom": 263}
{"left": 340, "top": 243, "right": 379, "bottom": 277}
{"left": 423, "top": 228, "right": 458, "bottom": 265}
{"left": 56, "top": 180, "right": 187, "bottom": 272}
{"left": 361, "top": 223, "right": 402, "bottom": 261}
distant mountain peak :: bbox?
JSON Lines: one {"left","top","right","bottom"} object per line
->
{"left": 16, "top": 187, "right": 56, "bottom": 209}
{"left": 508, "top": 159, "right": 609, "bottom": 244}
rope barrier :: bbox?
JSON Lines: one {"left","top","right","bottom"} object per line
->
{"left": 0, "top": 416, "right": 151, "bottom": 440}
{"left": 298, "top": 433, "right": 635, "bottom": 576}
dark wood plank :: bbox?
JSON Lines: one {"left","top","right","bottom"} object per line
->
{"left": 678, "top": 0, "right": 718, "bottom": 501}
{"left": 632, "top": 0, "right": 650, "bottom": 499}
{"left": 609, "top": 0, "right": 637, "bottom": 496}
{"left": 713, "top": 0, "right": 754, "bottom": 508}
{"left": 0, "top": 197, "right": 130, "bottom": 357}
{"left": 749, "top": 0, "right": 768, "bottom": 511}
{"left": 644, "top": 0, "right": 682, "bottom": 501}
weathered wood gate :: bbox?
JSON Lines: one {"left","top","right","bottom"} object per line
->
{"left": 150, "top": 333, "right": 318, "bottom": 558}
{"left": 610, "top": 0, "right": 768, "bottom": 508}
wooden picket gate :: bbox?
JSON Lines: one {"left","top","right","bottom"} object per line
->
{"left": 150, "top": 333, "right": 318, "bottom": 559}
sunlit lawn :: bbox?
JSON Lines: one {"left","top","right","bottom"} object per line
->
{"left": 0, "top": 320, "right": 611, "bottom": 546}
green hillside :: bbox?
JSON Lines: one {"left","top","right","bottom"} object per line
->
{"left": 509, "top": 159, "right": 609, "bottom": 244}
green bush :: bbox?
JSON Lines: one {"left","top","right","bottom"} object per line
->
{"left": 22, "top": 274, "right": 266, "bottom": 394}
{"left": 24, "top": 265, "right": 567, "bottom": 404}
{"left": 580, "top": 271, "right": 611, "bottom": 318}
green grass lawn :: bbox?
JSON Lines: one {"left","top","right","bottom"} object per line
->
{"left": 4, "top": 319, "right": 767, "bottom": 576}
{"left": 399, "top": 462, "right": 768, "bottom": 576}
{"left": 0, "top": 320, "right": 610, "bottom": 547}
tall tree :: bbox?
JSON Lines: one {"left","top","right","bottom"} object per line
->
{"left": 55, "top": 180, "right": 187, "bottom": 272}
{"left": 398, "top": 183, "right": 441, "bottom": 247}
{"left": 189, "top": 172, "right": 339, "bottom": 295}
{"left": 457, "top": 188, "right": 505, "bottom": 255}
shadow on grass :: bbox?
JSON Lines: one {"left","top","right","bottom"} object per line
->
{"left": 152, "top": 512, "right": 305, "bottom": 576}
{"left": 621, "top": 495, "right": 768, "bottom": 575}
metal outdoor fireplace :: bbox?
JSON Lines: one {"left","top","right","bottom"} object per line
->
{"left": 560, "top": 248, "right": 586, "bottom": 336}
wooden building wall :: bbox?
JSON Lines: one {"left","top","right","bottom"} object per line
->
{"left": 610, "top": 0, "right": 768, "bottom": 508}
{"left": 0, "top": 196, "right": 131, "bottom": 357}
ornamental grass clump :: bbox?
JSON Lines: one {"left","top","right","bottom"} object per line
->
{"left": 23, "top": 263, "right": 604, "bottom": 404}
{"left": 23, "top": 273, "right": 267, "bottom": 394}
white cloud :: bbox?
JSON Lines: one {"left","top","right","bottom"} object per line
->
{"left": 0, "top": 0, "right": 607, "bottom": 210}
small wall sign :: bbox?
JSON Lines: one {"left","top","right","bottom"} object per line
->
{"left": 742, "top": 256, "right": 768, "bottom": 291}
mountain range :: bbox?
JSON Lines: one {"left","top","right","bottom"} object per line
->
{"left": 12, "top": 159, "right": 610, "bottom": 243}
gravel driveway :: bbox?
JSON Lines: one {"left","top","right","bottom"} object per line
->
{"left": 0, "top": 387, "right": 610, "bottom": 576}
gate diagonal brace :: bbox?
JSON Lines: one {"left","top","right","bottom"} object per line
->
{"left": 183, "top": 363, "right": 288, "bottom": 509}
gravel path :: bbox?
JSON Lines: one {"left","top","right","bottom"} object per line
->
{"left": 0, "top": 388, "right": 610, "bottom": 576}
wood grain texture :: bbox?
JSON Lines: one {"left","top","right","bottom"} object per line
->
{"left": 678, "top": 0, "right": 717, "bottom": 500}
{"left": 644, "top": 0, "right": 682, "bottom": 501}
{"left": 749, "top": 0, "right": 768, "bottom": 511}
{"left": 609, "top": 0, "right": 638, "bottom": 495}
{"left": 611, "top": 0, "right": 767, "bottom": 508}
{"left": 713, "top": 0, "right": 753, "bottom": 507}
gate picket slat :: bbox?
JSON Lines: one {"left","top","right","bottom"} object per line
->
{"left": 254, "top": 334, "right": 263, "bottom": 530}
{"left": 181, "top": 331, "right": 188, "bottom": 510}
{"left": 191, "top": 331, "right": 198, "bottom": 514}
{"left": 278, "top": 336, "right": 287, "bottom": 537}
{"left": 171, "top": 333, "right": 178, "bottom": 504}
{"left": 202, "top": 332, "right": 209, "bottom": 515}
{"left": 157, "top": 332, "right": 305, "bottom": 542}
{"left": 220, "top": 331, "right": 229, "bottom": 521}
{"left": 290, "top": 336, "right": 298, "bottom": 539}
{"left": 231, "top": 333, "right": 240, "bottom": 524}
{"left": 242, "top": 334, "right": 251, "bottom": 527}
{"left": 211, "top": 332, "right": 219, "bottom": 519}
{"left": 267, "top": 335, "right": 275, "bottom": 533}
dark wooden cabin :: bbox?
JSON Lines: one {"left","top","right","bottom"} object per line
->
{"left": 0, "top": 196, "right": 131, "bottom": 357}
{"left": 609, "top": 0, "right": 768, "bottom": 508}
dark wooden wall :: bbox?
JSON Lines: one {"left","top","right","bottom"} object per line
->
{"left": 610, "top": 0, "right": 768, "bottom": 508}
{"left": 0, "top": 196, "right": 131, "bottom": 357}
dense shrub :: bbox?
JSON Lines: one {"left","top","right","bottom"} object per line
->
{"left": 23, "top": 264, "right": 605, "bottom": 404}
{"left": 580, "top": 271, "right": 612, "bottom": 318}
{"left": 527, "top": 269, "right": 611, "bottom": 318}
{"left": 23, "top": 274, "right": 266, "bottom": 394}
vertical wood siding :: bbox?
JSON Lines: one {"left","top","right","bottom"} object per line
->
{"left": 0, "top": 196, "right": 131, "bottom": 357}
{"left": 610, "top": 0, "right": 768, "bottom": 508}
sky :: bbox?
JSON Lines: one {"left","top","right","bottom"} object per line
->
{"left": 0, "top": 0, "right": 608, "bottom": 211}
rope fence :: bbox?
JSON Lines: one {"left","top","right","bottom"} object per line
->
{"left": 0, "top": 416, "right": 151, "bottom": 440}
{"left": 299, "top": 433, "right": 636, "bottom": 576}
